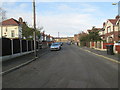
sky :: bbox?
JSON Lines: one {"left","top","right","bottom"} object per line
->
{"left": 1, "top": 1, "right": 119, "bottom": 37}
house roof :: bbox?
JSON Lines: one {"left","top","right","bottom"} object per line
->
{"left": 87, "top": 30, "right": 91, "bottom": 32}
{"left": 1, "top": 18, "right": 20, "bottom": 26}
{"left": 108, "top": 19, "right": 118, "bottom": 25}
{"left": 116, "top": 18, "right": 120, "bottom": 25}
{"left": 41, "top": 32, "right": 45, "bottom": 36}
{"left": 74, "top": 34, "right": 77, "bottom": 36}
{"left": 95, "top": 28, "right": 102, "bottom": 30}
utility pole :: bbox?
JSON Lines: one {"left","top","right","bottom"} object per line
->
{"left": 58, "top": 32, "right": 60, "bottom": 42}
{"left": 33, "top": 0, "right": 37, "bottom": 57}
{"left": 58, "top": 32, "right": 59, "bottom": 38}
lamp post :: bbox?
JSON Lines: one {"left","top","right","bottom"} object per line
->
{"left": 112, "top": 1, "right": 120, "bottom": 41}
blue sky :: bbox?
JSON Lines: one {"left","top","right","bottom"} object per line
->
{"left": 2, "top": 2, "right": 119, "bottom": 37}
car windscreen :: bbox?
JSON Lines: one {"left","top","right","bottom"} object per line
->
{"left": 51, "top": 44, "right": 59, "bottom": 46}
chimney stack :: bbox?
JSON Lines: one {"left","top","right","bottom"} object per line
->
{"left": 19, "top": 17, "right": 23, "bottom": 24}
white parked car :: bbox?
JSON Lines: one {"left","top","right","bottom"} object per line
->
{"left": 50, "top": 43, "right": 61, "bottom": 51}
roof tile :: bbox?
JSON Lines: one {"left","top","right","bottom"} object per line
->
{"left": 1, "top": 18, "right": 20, "bottom": 26}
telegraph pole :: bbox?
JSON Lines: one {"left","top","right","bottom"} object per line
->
{"left": 58, "top": 32, "right": 59, "bottom": 38}
{"left": 58, "top": 32, "right": 60, "bottom": 42}
{"left": 33, "top": 0, "right": 37, "bottom": 57}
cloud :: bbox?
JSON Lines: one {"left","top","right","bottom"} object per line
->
{"left": 19, "top": 3, "right": 29, "bottom": 9}
{"left": 57, "top": 4, "right": 74, "bottom": 11}
{"left": 1, "top": 0, "right": 120, "bottom": 2}
{"left": 56, "top": 3, "right": 98, "bottom": 14}
{"left": 37, "top": 13, "right": 103, "bottom": 37}
{"left": 3, "top": 2, "right": 111, "bottom": 37}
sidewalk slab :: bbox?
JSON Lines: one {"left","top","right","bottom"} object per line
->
{"left": 81, "top": 47, "right": 119, "bottom": 61}
{"left": 2, "top": 47, "right": 49, "bottom": 72}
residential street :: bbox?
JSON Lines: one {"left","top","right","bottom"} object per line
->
{"left": 3, "top": 44, "right": 119, "bottom": 88}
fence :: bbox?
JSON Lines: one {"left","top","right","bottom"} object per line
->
{"left": 0, "top": 38, "right": 39, "bottom": 61}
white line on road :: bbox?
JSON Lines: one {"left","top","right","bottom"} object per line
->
{"left": 80, "top": 48, "right": 120, "bottom": 64}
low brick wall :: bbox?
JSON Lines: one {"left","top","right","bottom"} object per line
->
{"left": 115, "top": 45, "right": 120, "bottom": 54}
{"left": 103, "top": 43, "right": 114, "bottom": 49}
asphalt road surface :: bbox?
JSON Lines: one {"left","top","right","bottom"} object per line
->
{"left": 2, "top": 44, "right": 119, "bottom": 88}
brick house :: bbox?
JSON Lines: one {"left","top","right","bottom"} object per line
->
{"left": 46, "top": 34, "right": 50, "bottom": 42}
{"left": 101, "top": 15, "right": 120, "bottom": 43}
{"left": 74, "top": 34, "right": 79, "bottom": 43}
{"left": 40, "top": 31, "right": 45, "bottom": 41}
{"left": 87, "top": 27, "right": 102, "bottom": 41}
{"left": 88, "top": 27, "right": 102, "bottom": 34}
{"left": 39, "top": 31, "right": 54, "bottom": 42}
{"left": 74, "top": 32, "right": 87, "bottom": 46}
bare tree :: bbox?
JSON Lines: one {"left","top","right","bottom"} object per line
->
{"left": 0, "top": 7, "right": 6, "bottom": 22}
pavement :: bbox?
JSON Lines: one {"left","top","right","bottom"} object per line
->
{"left": 2, "top": 44, "right": 119, "bottom": 88}
{"left": 80, "top": 46, "right": 119, "bottom": 61}
{"left": 2, "top": 47, "right": 49, "bottom": 72}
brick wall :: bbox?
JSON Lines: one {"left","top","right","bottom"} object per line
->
{"left": 103, "top": 43, "right": 114, "bottom": 49}
{"left": 115, "top": 45, "right": 120, "bottom": 53}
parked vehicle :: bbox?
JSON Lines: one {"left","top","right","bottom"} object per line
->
{"left": 50, "top": 43, "right": 61, "bottom": 51}
{"left": 67, "top": 41, "right": 71, "bottom": 45}
{"left": 57, "top": 42, "right": 63, "bottom": 46}
{"left": 60, "top": 42, "right": 63, "bottom": 46}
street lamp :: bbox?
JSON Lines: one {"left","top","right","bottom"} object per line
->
{"left": 112, "top": 2, "right": 120, "bottom": 15}
{"left": 112, "top": 1, "right": 120, "bottom": 41}
{"left": 112, "top": 3, "right": 117, "bottom": 5}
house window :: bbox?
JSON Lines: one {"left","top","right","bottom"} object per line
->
{"left": 11, "top": 30, "right": 15, "bottom": 37}
{"left": 6, "top": 27, "right": 7, "bottom": 32}
{"left": 107, "top": 26, "right": 111, "bottom": 33}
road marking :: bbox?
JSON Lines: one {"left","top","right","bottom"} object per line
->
{"left": 80, "top": 48, "right": 120, "bottom": 64}
{"left": 1, "top": 51, "right": 50, "bottom": 75}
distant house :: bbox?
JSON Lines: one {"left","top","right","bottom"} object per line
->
{"left": 102, "top": 15, "right": 120, "bottom": 42}
{"left": 74, "top": 32, "right": 87, "bottom": 45}
{"left": 74, "top": 34, "right": 79, "bottom": 43}
{"left": 39, "top": 31, "right": 54, "bottom": 42}
{"left": 0, "top": 17, "right": 23, "bottom": 39}
{"left": 87, "top": 27, "right": 102, "bottom": 33}
{"left": 50, "top": 36, "right": 54, "bottom": 42}
{"left": 40, "top": 31, "right": 45, "bottom": 41}
{"left": 46, "top": 34, "right": 50, "bottom": 42}
{"left": 54, "top": 37, "right": 68, "bottom": 42}
{"left": 87, "top": 27, "right": 102, "bottom": 41}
